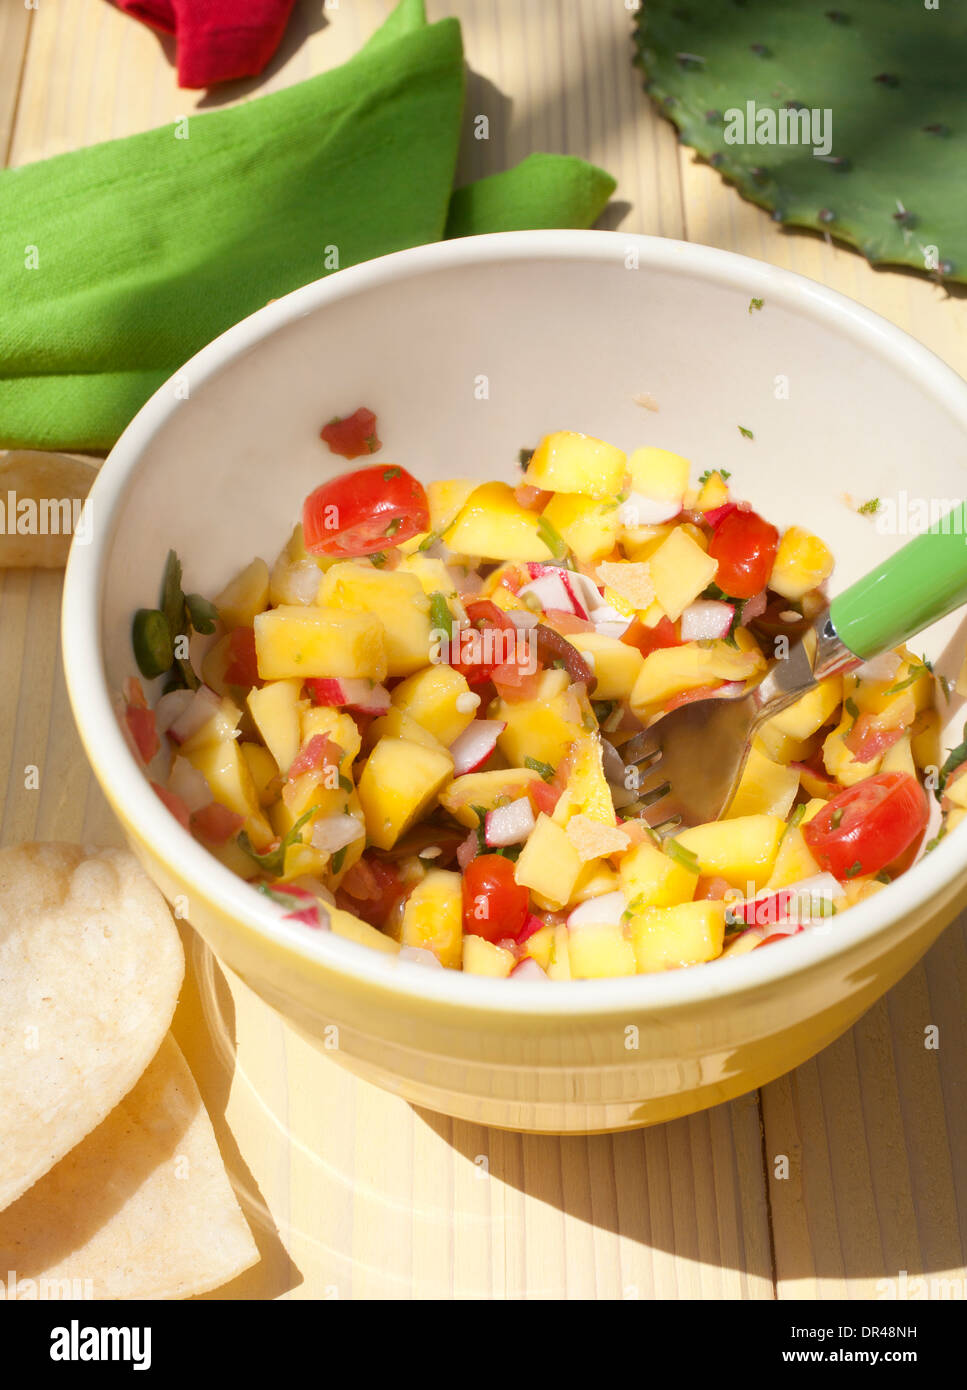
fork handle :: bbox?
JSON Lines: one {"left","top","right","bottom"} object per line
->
{"left": 829, "top": 501, "right": 967, "bottom": 660}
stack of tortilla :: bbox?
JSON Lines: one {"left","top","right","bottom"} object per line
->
{"left": 0, "top": 842, "right": 259, "bottom": 1299}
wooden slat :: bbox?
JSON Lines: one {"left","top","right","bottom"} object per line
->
{"left": 0, "top": 1, "right": 31, "bottom": 163}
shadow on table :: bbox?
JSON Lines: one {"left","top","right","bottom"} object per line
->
{"left": 172, "top": 927, "right": 303, "bottom": 1300}
{"left": 417, "top": 914, "right": 967, "bottom": 1294}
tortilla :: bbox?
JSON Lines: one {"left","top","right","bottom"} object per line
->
{"left": 0, "top": 450, "right": 99, "bottom": 568}
{"left": 0, "top": 1032, "right": 259, "bottom": 1299}
{"left": 0, "top": 843, "right": 184, "bottom": 1211}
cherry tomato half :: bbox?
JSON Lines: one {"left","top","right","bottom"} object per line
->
{"left": 802, "top": 771, "right": 929, "bottom": 881}
{"left": 462, "top": 853, "right": 529, "bottom": 943}
{"left": 707, "top": 508, "right": 779, "bottom": 599}
{"left": 303, "top": 464, "right": 429, "bottom": 557}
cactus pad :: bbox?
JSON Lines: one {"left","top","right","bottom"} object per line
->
{"left": 633, "top": 0, "right": 966, "bottom": 283}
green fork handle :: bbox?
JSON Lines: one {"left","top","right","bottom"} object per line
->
{"left": 830, "top": 501, "right": 967, "bottom": 660}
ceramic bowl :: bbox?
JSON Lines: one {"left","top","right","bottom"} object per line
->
{"left": 63, "top": 230, "right": 967, "bottom": 1133}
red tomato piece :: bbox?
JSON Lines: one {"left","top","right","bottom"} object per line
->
{"left": 708, "top": 509, "right": 780, "bottom": 599}
{"left": 287, "top": 733, "right": 342, "bottom": 781}
{"left": 125, "top": 703, "right": 159, "bottom": 763}
{"left": 450, "top": 599, "right": 518, "bottom": 687}
{"left": 151, "top": 781, "right": 190, "bottom": 829}
{"left": 527, "top": 777, "right": 561, "bottom": 817}
{"left": 843, "top": 713, "right": 905, "bottom": 762}
{"left": 462, "top": 853, "right": 530, "bottom": 943}
{"left": 336, "top": 855, "right": 405, "bottom": 929}
{"left": 320, "top": 407, "right": 381, "bottom": 460}
{"left": 191, "top": 801, "right": 245, "bottom": 844}
{"left": 621, "top": 614, "right": 680, "bottom": 658}
{"left": 802, "top": 771, "right": 928, "bottom": 881}
{"left": 303, "top": 464, "right": 429, "bottom": 557}
{"left": 224, "top": 625, "right": 261, "bottom": 688}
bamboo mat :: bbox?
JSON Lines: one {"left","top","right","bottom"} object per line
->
{"left": 3, "top": 0, "right": 966, "bottom": 1300}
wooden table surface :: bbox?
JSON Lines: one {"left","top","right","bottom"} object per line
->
{"left": 4, "top": 0, "right": 967, "bottom": 1300}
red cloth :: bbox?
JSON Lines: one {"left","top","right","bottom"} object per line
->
{"left": 114, "top": 1, "right": 298, "bottom": 88}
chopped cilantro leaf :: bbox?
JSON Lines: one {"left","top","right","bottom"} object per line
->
{"left": 936, "top": 721, "right": 967, "bottom": 801}
{"left": 858, "top": 498, "right": 880, "bottom": 515}
{"left": 383, "top": 467, "right": 401, "bottom": 481}
{"left": 749, "top": 297, "right": 764, "bottom": 312}
{"left": 664, "top": 839, "right": 700, "bottom": 872}
{"left": 331, "top": 844, "right": 348, "bottom": 874}
{"left": 429, "top": 591, "right": 453, "bottom": 634}
{"left": 369, "top": 552, "right": 388, "bottom": 568}
{"left": 844, "top": 860, "right": 863, "bottom": 878}
{"left": 185, "top": 592, "right": 217, "bottom": 635}
{"left": 524, "top": 756, "right": 556, "bottom": 782}
{"left": 536, "top": 514, "right": 567, "bottom": 559}
{"left": 518, "top": 447, "right": 535, "bottom": 469}
{"left": 239, "top": 809, "right": 315, "bottom": 877}
{"left": 738, "top": 426, "right": 754, "bottom": 439}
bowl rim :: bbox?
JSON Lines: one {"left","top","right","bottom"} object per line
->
{"left": 63, "top": 228, "right": 967, "bottom": 1018}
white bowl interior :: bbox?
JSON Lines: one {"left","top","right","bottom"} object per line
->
{"left": 71, "top": 232, "right": 967, "bottom": 1008}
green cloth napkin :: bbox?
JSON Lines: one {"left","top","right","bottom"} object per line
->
{"left": 0, "top": 0, "right": 615, "bottom": 451}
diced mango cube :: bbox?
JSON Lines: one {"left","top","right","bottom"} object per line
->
{"left": 766, "top": 676, "right": 842, "bottom": 740}
{"left": 357, "top": 736, "right": 453, "bottom": 850}
{"left": 391, "top": 664, "right": 475, "bottom": 746}
{"left": 523, "top": 430, "right": 626, "bottom": 500}
{"left": 629, "top": 900, "right": 727, "bottom": 972}
{"left": 570, "top": 633, "right": 644, "bottom": 700}
{"left": 400, "top": 869, "right": 463, "bottom": 968}
{"left": 318, "top": 563, "right": 433, "bottom": 677}
{"left": 567, "top": 921, "right": 637, "bottom": 978}
{"left": 539, "top": 492, "right": 621, "bottom": 562}
{"left": 254, "top": 606, "right": 386, "bottom": 681}
{"left": 626, "top": 446, "right": 691, "bottom": 504}
{"left": 674, "top": 815, "right": 785, "bottom": 891}
{"left": 184, "top": 737, "right": 259, "bottom": 821}
{"left": 445, "top": 482, "right": 555, "bottom": 561}
{"left": 768, "top": 527, "right": 834, "bottom": 601}
{"left": 214, "top": 557, "right": 270, "bottom": 629}
{"left": 462, "top": 934, "right": 516, "bottom": 977}
{"left": 439, "top": 768, "right": 543, "bottom": 827}
{"left": 619, "top": 840, "right": 698, "bottom": 908}
{"left": 514, "top": 813, "right": 583, "bottom": 908}
{"left": 648, "top": 526, "right": 718, "bottom": 620}
{"left": 247, "top": 678, "right": 304, "bottom": 772}
{"left": 726, "top": 747, "right": 800, "bottom": 819}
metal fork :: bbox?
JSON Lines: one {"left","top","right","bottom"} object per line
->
{"left": 611, "top": 500, "right": 967, "bottom": 829}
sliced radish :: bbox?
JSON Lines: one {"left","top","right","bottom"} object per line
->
{"left": 704, "top": 501, "right": 738, "bottom": 528}
{"left": 168, "top": 684, "right": 222, "bottom": 744}
{"left": 509, "top": 957, "right": 548, "bottom": 980}
{"left": 456, "top": 829, "right": 480, "bottom": 870}
{"left": 619, "top": 491, "right": 682, "bottom": 527}
{"left": 168, "top": 756, "right": 213, "bottom": 814}
{"left": 680, "top": 599, "right": 735, "bottom": 642}
{"left": 155, "top": 688, "right": 195, "bottom": 737}
{"left": 310, "top": 813, "right": 365, "bottom": 854}
{"left": 516, "top": 913, "right": 547, "bottom": 945}
{"left": 855, "top": 652, "right": 903, "bottom": 683}
{"left": 484, "top": 797, "right": 536, "bottom": 847}
{"left": 739, "top": 588, "right": 768, "bottom": 625}
{"left": 306, "top": 677, "right": 391, "bottom": 714}
{"left": 520, "top": 571, "right": 583, "bottom": 619}
{"left": 730, "top": 872, "right": 844, "bottom": 928}
{"left": 525, "top": 563, "right": 592, "bottom": 619}
{"left": 398, "top": 945, "right": 444, "bottom": 969}
{"left": 449, "top": 719, "right": 505, "bottom": 775}
{"left": 567, "top": 891, "right": 627, "bottom": 929}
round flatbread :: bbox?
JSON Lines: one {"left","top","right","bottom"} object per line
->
{"left": 0, "top": 1033, "right": 259, "bottom": 1299}
{"left": 0, "top": 843, "right": 184, "bottom": 1212}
